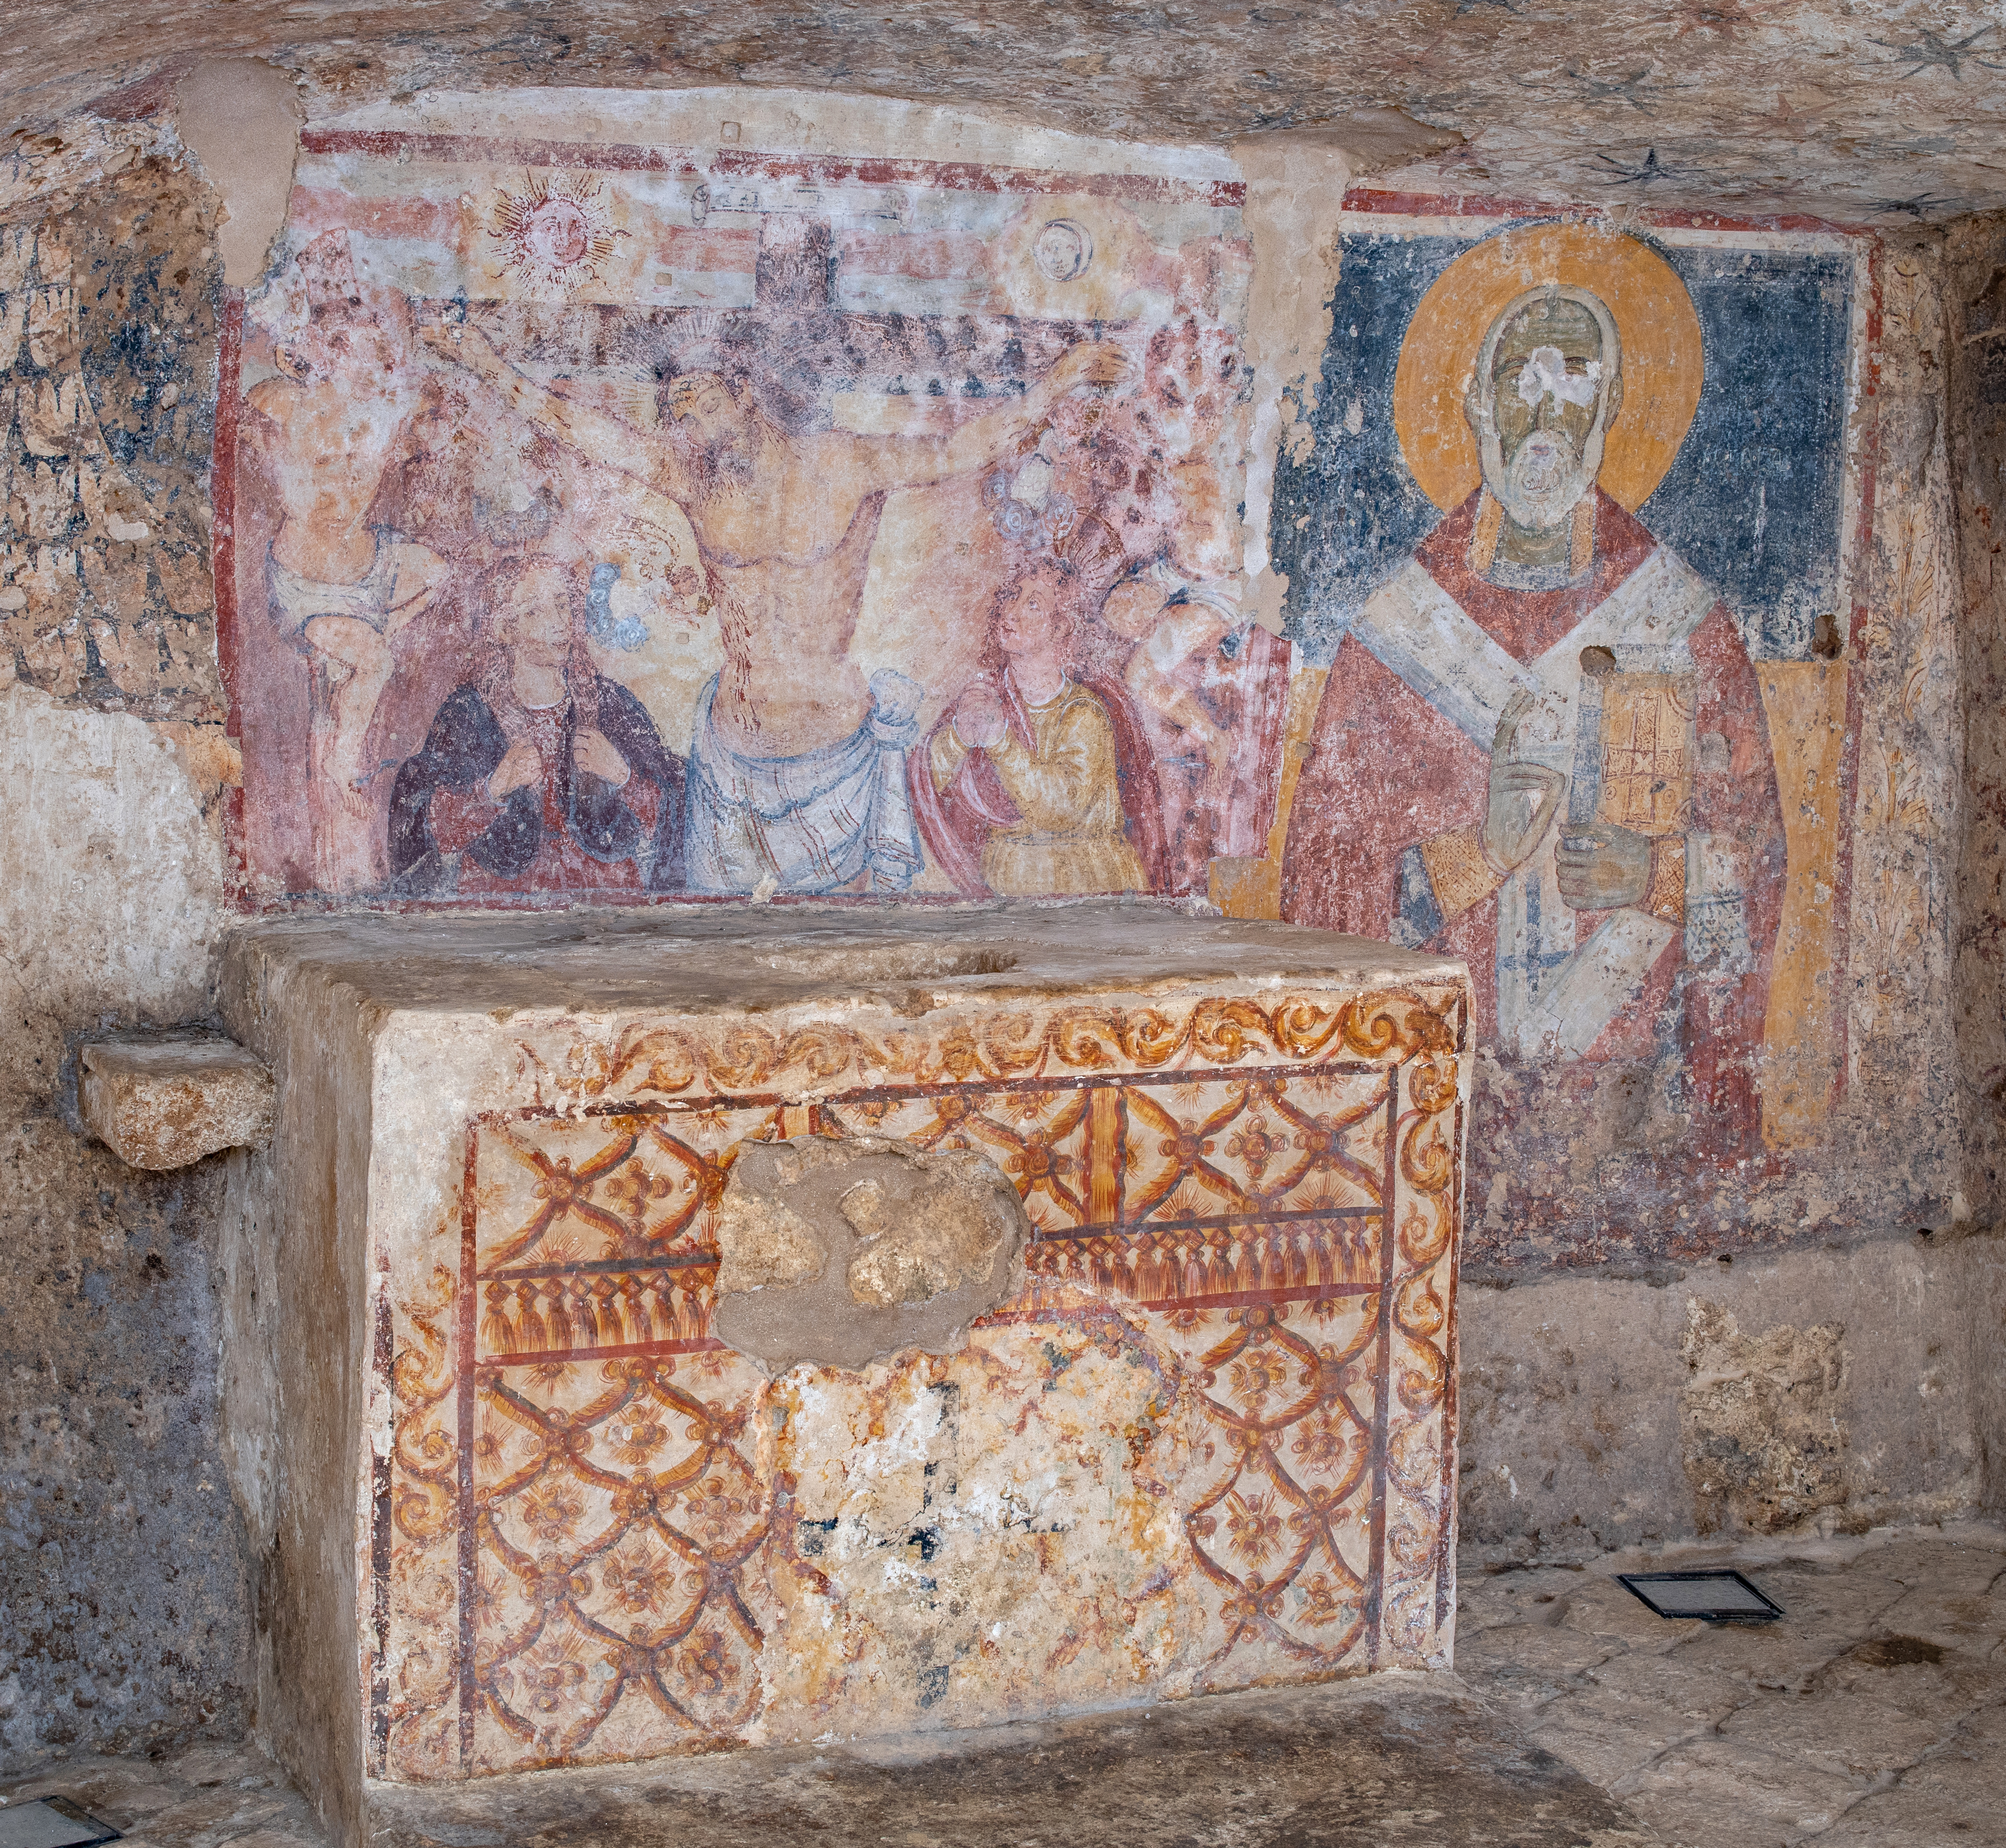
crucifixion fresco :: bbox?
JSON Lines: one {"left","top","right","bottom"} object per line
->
{"left": 222, "top": 136, "right": 1281, "bottom": 905}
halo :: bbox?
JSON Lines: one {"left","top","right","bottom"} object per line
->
{"left": 1391, "top": 223, "right": 1703, "bottom": 514}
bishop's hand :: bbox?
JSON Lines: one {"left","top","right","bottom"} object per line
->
{"left": 1556, "top": 823, "right": 1654, "bottom": 910}
{"left": 1482, "top": 692, "right": 1565, "bottom": 873}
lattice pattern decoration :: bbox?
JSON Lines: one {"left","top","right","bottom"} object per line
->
{"left": 374, "top": 1017, "right": 1461, "bottom": 1781}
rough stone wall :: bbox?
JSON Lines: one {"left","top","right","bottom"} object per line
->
{"left": 1458, "top": 1225, "right": 2006, "bottom": 1558}
{"left": 1944, "top": 211, "right": 2006, "bottom": 1232}
{"left": 0, "top": 129, "right": 249, "bottom": 1767}
{"left": 1943, "top": 209, "right": 2006, "bottom": 1514}
{"left": 11, "top": 2, "right": 2006, "bottom": 224}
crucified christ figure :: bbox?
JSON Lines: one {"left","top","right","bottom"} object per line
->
{"left": 422, "top": 318, "right": 1131, "bottom": 894}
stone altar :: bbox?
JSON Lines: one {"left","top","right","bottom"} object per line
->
{"left": 218, "top": 904, "right": 1469, "bottom": 1844}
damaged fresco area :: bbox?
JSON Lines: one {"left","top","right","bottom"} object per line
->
{"left": 222, "top": 120, "right": 1282, "bottom": 905}
{"left": 0, "top": 154, "right": 222, "bottom": 720}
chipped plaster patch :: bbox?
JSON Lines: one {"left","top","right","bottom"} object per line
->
{"left": 713, "top": 1136, "right": 1028, "bottom": 1373}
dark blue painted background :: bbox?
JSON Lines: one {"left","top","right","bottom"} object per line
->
{"left": 1270, "top": 225, "right": 1855, "bottom": 668}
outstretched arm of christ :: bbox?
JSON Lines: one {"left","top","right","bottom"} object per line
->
{"left": 416, "top": 322, "right": 697, "bottom": 506}
{"left": 849, "top": 342, "right": 1134, "bottom": 494}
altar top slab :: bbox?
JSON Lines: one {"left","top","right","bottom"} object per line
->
{"left": 224, "top": 902, "right": 1468, "bottom": 1022}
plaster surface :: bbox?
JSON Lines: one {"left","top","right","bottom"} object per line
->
{"left": 711, "top": 1136, "right": 1029, "bottom": 1370}
{"left": 170, "top": 60, "right": 302, "bottom": 291}
{"left": 217, "top": 903, "right": 1469, "bottom": 1841}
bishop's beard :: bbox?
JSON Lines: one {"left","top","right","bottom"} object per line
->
{"left": 1480, "top": 420, "right": 1607, "bottom": 532}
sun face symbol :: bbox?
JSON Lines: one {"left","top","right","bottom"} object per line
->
{"left": 489, "top": 172, "right": 626, "bottom": 293}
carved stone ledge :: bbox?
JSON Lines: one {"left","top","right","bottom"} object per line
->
{"left": 80, "top": 1040, "right": 276, "bottom": 1170}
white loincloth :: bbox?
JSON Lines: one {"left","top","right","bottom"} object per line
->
{"left": 267, "top": 528, "right": 405, "bottom": 642}
{"left": 685, "top": 669, "right": 924, "bottom": 895}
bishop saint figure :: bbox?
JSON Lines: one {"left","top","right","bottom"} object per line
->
{"left": 1281, "top": 272, "right": 1785, "bottom": 1151}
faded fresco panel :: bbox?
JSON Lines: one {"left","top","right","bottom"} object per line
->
{"left": 222, "top": 128, "right": 1283, "bottom": 905}
{"left": 1270, "top": 205, "right": 1870, "bottom": 1251}
{"left": 0, "top": 157, "right": 223, "bottom": 720}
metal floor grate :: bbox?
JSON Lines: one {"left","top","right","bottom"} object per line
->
{"left": 1617, "top": 1569, "right": 1784, "bottom": 1622}
{"left": 0, "top": 1798, "right": 121, "bottom": 1848}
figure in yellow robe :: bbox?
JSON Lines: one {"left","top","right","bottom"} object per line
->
{"left": 912, "top": 560, "right": 1165, "bottom": 898}
{"left": 929, "top": 678, "right": 1144, "bottom": 895}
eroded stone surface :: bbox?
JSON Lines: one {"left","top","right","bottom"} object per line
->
{"left": 1457, "top": 1232, "right": 2005, "bottom": 1563}
{"left": 6, "top": 1525, "right": 2000, "bottom": 1847}
{"left": 367, "top": 1674, "right": 1658, "bottom": 1848}
{"left": 0, "top": 1742, "right": 322, "bottom": 1848}
{"left": 81, "top": 1039, "right": 275, "bottom": 1170}
{"left": 0, "top": 1677, "right": 1660, "bottom": 1848}
{"left": 15, "top": 7, "right": 2006, "bottom": 221}
{"left": 0, "top": 688, "right": 246, "bottom": 1770}
{"left": 714, "top": 1138, "right": 1027, "bottom": 1370}
{"left": 1679, "top": 1300, "right": 1849, "bottom": 1536}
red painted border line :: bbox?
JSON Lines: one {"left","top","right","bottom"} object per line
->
{"left": 477, "top": 1335, "right": 726, "bottom": 1369}
{"left": 301, "top": 130, "right": 705, "bottom": 175}
{"left": 455, "top": 1129, "right": 481, "bottom": 1769}
{"left": 477, "top": 1199, "right": 1380, "bottom": 1288}
{"left": 1435, "top": 1091, "right": 1465, "bottom": 1637}
{"left": 367, "top": 1273, "right": 395, "bottom": 1775}
{"left": 299, "top": 128, "right": 1242, "bottom": 207}
{"left": 1341, "top": 185, "right": 1878, "bottom": 238}
{"left": 458, "top": 1055, "right": 1404, "bottom": 1136}
{"left": 714, "top": 147, "right": 1242, "bottom": 208}
{"left": 210, "top": 292, "right": 251, "bottom": 910}
{"left": 981, "top": 1276, "right": 1384, "bottom": 1320}
{"left": 471, "top": 1280, "right": 1386, "bottom": 1373}
{"left": 1367, "top": 1070, "right": 1398, "bottom": 1667}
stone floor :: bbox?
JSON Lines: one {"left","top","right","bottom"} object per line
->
{"left": 1456, "top": 1520, "right": 2006, "bottom": 1846}
{"left": 2, "top": 1678, "right": 1647, "bottom": 1848}
{"left": 3, "top": 1522, "right": 1999, "bottom": 1848}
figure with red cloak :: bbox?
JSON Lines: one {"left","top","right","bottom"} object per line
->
{"left": 913, "top": 560, "right": 1168, "bottom": 897}
{"left": 1281, "top": 281, "right": 1784, "bottom": 1154}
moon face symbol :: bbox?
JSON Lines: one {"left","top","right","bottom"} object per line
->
{"left": 1034, "top": 219, "right": 1094, "bottom": 284}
